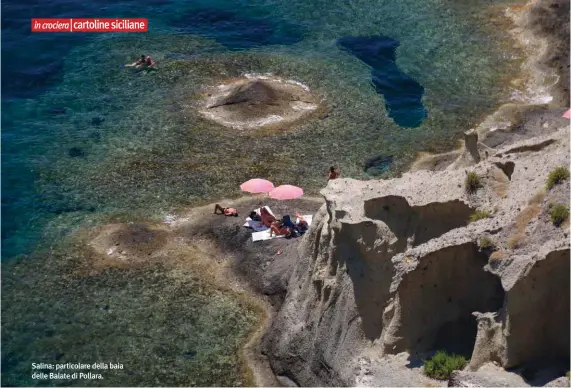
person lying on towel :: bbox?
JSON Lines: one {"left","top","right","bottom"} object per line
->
{"left": 296, "top": 212, "right": 309, "bottom": 232}
{"left": 260, "top": 207, "right": 276, "bottom": 227}
{"left": 269, "top": 220, "right": 292, "bottom": 237}
{"left": 249, "top": 211, "right": 262, "bottom": 222}
{"left": 283, "top": 215, "right": 307, "bottom": 236}
{"left": 214, "top": 204, "right": 238, "bottom": 217}
{"left": 282, "top": 215, "right": 296, "bottom": 230}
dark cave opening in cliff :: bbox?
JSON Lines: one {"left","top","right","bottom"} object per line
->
{"left": 387, "top": 243, "right": 505, "bottom": 358}
{"left": 430, "top": 313, "right": 481, "bottom": 358}
{"left": 504, "top": 249, "right": 570, "bottom": 370}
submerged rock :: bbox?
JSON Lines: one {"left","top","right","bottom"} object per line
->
{"left": 47, "top": 107, "right": 66, "bottom": 115}
{"left": 198, "top": 76, "right": 322, "bottom": 131}
{"left": 91, "top": 116, "right": 105, "bottom": 126}
{"left": 68, "top": 147, "right": 85, "bottom": 158}
{"left": 364, "top": 155, "right": 393, "bottom": 175}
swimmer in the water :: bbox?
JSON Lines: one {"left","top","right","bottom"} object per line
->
{"left": 125, "top": 55, "right": 156, "bottom": 70}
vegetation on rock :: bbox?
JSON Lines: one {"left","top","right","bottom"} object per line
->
{"left": 546, "top": 166, "right": 569, "bottom": 190}
{"left": 549, "top": 203, "right": 569, "bottom": 227}
{"left": 469, "top": 209, "right": 490, "bottom": 223}
{"left": 508, "top": 234, "right": 524, "bottom": 250}
{"left": 479, "top": 236, "right": 493, "bottom": 250}
{"left": 465, "top": 171, "right": 482, "bottom": 193}
{"left": 423, "top": 350, "right": 467, "bottom": 380}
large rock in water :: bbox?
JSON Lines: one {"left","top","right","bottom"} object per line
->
{"left": 262, "top": 123, "right": 570, "bottom": 386}
{"left": 198, "top": 77, "right": 321, "bottom": 130}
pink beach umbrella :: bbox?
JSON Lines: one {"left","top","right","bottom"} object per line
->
{"left": 269, "top": 185, "right": 304, "bottom": 200}
{"left": 562, "top": 109, "right": 570, "bottom": 119}
{"left": 240, "top": 178, "right": 275, "bottom": 194}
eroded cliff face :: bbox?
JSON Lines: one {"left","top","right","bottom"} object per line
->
{"left": 263, "top": 123, "right": 570, "bottom": 386}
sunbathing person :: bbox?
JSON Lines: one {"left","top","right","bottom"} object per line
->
{"left": 260, "top": 207, "right": 276, "bottom": 227}
{"left": 284, "top": 215, "right": 310, "bottom": 237}
{"left": 249, "top": 211, "right": 262, "bottom": 222}
{"left": 269, "top": 220, "right": 291, "bottom": 237}
{"left": 214, "top": 204, "right": 238, "bottom": 217}
{"left": 282, "top": 215, "right": 296, "bottom": 230}
{"left": 295, "top": 212, "right": 309, "bottom": 233}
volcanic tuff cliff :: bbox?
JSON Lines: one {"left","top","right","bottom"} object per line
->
{"left": 261, "top": 0, "right": 570, "bottom": 384}
{"left": 262, "top": 116, "right": 570, "bottom": 386}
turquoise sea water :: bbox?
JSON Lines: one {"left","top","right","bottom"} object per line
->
{"left": 2, "top": 0, "right": 523, "bottom": 385}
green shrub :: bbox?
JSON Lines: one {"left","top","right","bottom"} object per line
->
{"left": 465, "top": 172, "right": 482, "bottom": 193}
{"left": 479, "top": 236, "right": 493, "bottom": 249}
{"left": 470, "top": 210, "right": 490, "bottom": 223}
{"left": 549, "top": 204, "right": 569, "bottom": 226}
{"left": 546, "top": 167, "right": 569, "bottom": 190}
{"left": 423, "top": 350, "right": 467, "bottom": 380}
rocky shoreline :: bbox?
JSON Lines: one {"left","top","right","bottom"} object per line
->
{"left": 33, "top": 0, "right": 568, "bottom": 386}
{"left": 254, "top": 0, "right": 570, "bottom": 386}
{"left": 84, "top": 196, "right": 324, "bottom": 386}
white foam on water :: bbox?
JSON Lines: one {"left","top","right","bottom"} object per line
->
{"left": 285, "top": 79, "right": 311, "bottom": 92}
{"left": 243, "top": 73, "right": 312, "bottom": 92}
{"left": 249, "top": 115, "right": 284, "bottom": 127}
{"left": 511, "top": 87, "right": 553, "bottom": 104}
{"left": 291, "top": 101, "right": 318, "bottom": 111}
{"left": 244, "top": 72, "right": 273, "bottom": 80}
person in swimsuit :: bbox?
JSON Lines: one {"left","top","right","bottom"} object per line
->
{"left": 125, "top": 55, "right": 156, "bottom": 69}
{"left": 295, "top": 212, "right": 309, "bottom": 229}
{"left": 328, "top": 166, "right": 339, "bottom": 180}
{"left": 249, "top": 211, "right": 262, "bottom": 222}
{"left": 144, "top": 55, "right": 156, "bottom": 68}
{"left": 125, "top": 55, "right": 146, "bottom": 68}
{"left": 260, "top": 207, "right": 276, "bottom": 227}
{"left": 214, "top": 204, "right": 238, "bottom": 217}
{"left": 269, "top": 220, "right": 291, "bottom": 237}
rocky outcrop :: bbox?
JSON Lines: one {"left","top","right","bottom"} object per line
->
{"left": 448, "top": 363, "right": 529, "bottom": 387}
{"left": 263, "top": 124, "right": 570, "bottom": 386}
{"left": 198, "top": 76, "right": 322, "bottom": 130}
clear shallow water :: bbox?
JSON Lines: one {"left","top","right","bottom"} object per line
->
{"left": 2, "top": 0, "right": 523, "bottom": 385}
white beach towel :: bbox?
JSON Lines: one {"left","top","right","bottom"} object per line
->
{"left": 247, "top": 219, "right": 268, "bottom": 232}
{"left": 252, "top": 229, "right": 285, "bottom": 242}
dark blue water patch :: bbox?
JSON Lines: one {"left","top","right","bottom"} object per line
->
{"left": 1, "top": 0, "right": 89, "bottom": 99}
{"left": 1, "top": 50, "right": 67, "bottom": 100}
{"left": 364, "top": 155, "right": 393, "bottom": 176}
{"left": 168, "top": 7, "right": 303, "bottom": 49}
{"left": 337, "top": 36, "right": 426, "bottom": 128}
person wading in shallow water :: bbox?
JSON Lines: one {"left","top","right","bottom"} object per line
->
{"left": 213, "top": 204, "right": 238, "bottom": 217}
{"left": 328, "top": 166, "right": 339, "bottom": 180}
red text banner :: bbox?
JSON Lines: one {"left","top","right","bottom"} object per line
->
{"left": 31, "top": 18, "right": 148, "bottom": 32}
